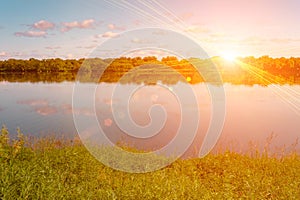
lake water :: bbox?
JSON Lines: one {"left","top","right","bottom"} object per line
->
{"left": 1, "top": 81, "right": 299, "bottom": 157}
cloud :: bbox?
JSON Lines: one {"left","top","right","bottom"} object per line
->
{"left": 125, "top": 49, "right": 172, "bottom": 59}
{"left": 45, "top": 46, "right": 61, "bottom": 50}
{"left": 61, "top": 104, "right": 94, "bottom": 116}
{"left": 31, "top": 20, "right": 55, "bottom": 31}
{"left": 14, "top": 31, "right": 47, "bottom": 38}
{"left": 269, "top": 38, "right": 300, "bottom": 43}
{"left": 102, "top": 31, "right": 119, "bottom": 38}
{"left": 17, "top": 99, "right": 58, "bottom": 116}
{"left": 184, "top": 25, "right": 210, "bottom": 33}
{"left": 132, "top": 20, "right": 141, "bottom": 26}
{"left": 131, "top": 38, "right": 152, "bottom": 44}
{"left": 96, "top": 31, "right": 119, "bottom": 38}
{"left": 0, "top": 51, "right": 7, "bottom": 57}
{"left": 180, "top": 12, "right": 194, "bottom": 20}
{"left": 209, "top": 32, "right": 228, "bottom": 38}
{"left": 61, "top": 19, "right": 95, "bottom": 32}
{"left": 17, "top": 99, "right": 49, "bottom": 106}
{"left": 239, "top": 37, "right": 300, "bottom": 46}
{"left": 17, "top": 100, "right": 94, "bottom": 116}
{"left": 76, "top": 44, "right": 97, "bottom": 49}
{"left": 14, "top": 20, "right": 54, "bottom": 38}
{"left": 35, "top": 106, "right": 58, "bottom": 116}
{"left": 8, "top": 51, "right": 24, "bottom": 58}
{"left": 107, "top": 24, "right": 125, "bottom": 31}
{"left": 152, "top": 30, "right": 168, "bottom": 35}
{"left": 104, "top": 118, "right": 113, "bottom": 127}
{"left": 66, "top": 53, "right": 74, "bottom": 59}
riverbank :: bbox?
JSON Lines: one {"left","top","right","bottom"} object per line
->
{"left": 0, "top": 128, "right": 299, "bottom": 199}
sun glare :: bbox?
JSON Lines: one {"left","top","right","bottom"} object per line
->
{"left": 221, "top": 51, "right": 238, "bottom": 62}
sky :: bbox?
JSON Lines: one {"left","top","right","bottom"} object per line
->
{"left": 1, "top": 0, "right": 300, "bottom": 60}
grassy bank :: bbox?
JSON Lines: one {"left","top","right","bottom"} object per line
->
{"left": 1, "top": 127, "right": 300, "bottom": 199}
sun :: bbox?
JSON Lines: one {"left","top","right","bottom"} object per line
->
{"left": 221, "top": 51, "right": 238, "bottom": 62}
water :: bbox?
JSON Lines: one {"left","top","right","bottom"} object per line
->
{"left": 0, "top": 81, "right": 299, "bottom": 156}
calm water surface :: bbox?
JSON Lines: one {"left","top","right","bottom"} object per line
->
{"left": 0, "top": 81, "right": 299, "bottom": 155}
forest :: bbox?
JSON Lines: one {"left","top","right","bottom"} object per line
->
{"left": 0, "top": 56, "right": 300, "bottom": 85}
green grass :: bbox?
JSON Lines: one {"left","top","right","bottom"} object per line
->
{"left": 0, "top": 127, "right": 300, "bottom": 199}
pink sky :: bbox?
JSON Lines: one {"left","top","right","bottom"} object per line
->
{"left": 0, "top": 0, "right": 299, "bottom": 59}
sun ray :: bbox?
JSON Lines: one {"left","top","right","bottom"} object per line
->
{"left": 100, "top": 0, "right": 207, "bottom": 48}
{"left": 235, "top": 60, "right": 300, "bottom": 115}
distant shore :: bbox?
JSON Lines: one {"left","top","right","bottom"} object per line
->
{"left": 1, "top": 56, "right": 300, "bottom": 85}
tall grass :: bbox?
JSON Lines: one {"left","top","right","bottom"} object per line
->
{"left": 1, "top": 126, "right": 300, "bottom": 199}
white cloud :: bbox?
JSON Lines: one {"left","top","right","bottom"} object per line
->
{"left": 107, "top": 24, "right": 125, "bottom": 31}
{"left": 32, "top": 20, "right": 55, "bottom": 31}
{"left": 96, "top": 31, "right": 119, "bottom": 38}
{"left": 61, "top": 19, "right": 95, "bottom": 32}
{"left": 14, "top": 31, "right": 47, "bottom": 38}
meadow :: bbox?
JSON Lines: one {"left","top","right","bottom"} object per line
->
{"left": 2, "top": 0, "right": 300, "bottom": 199}
{"left": 1, "top": 127, "right": 299, "bottom": 199}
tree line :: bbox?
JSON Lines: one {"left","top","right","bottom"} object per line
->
{"left": 0, "top": 56, "right": 300, "bottom": 85}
